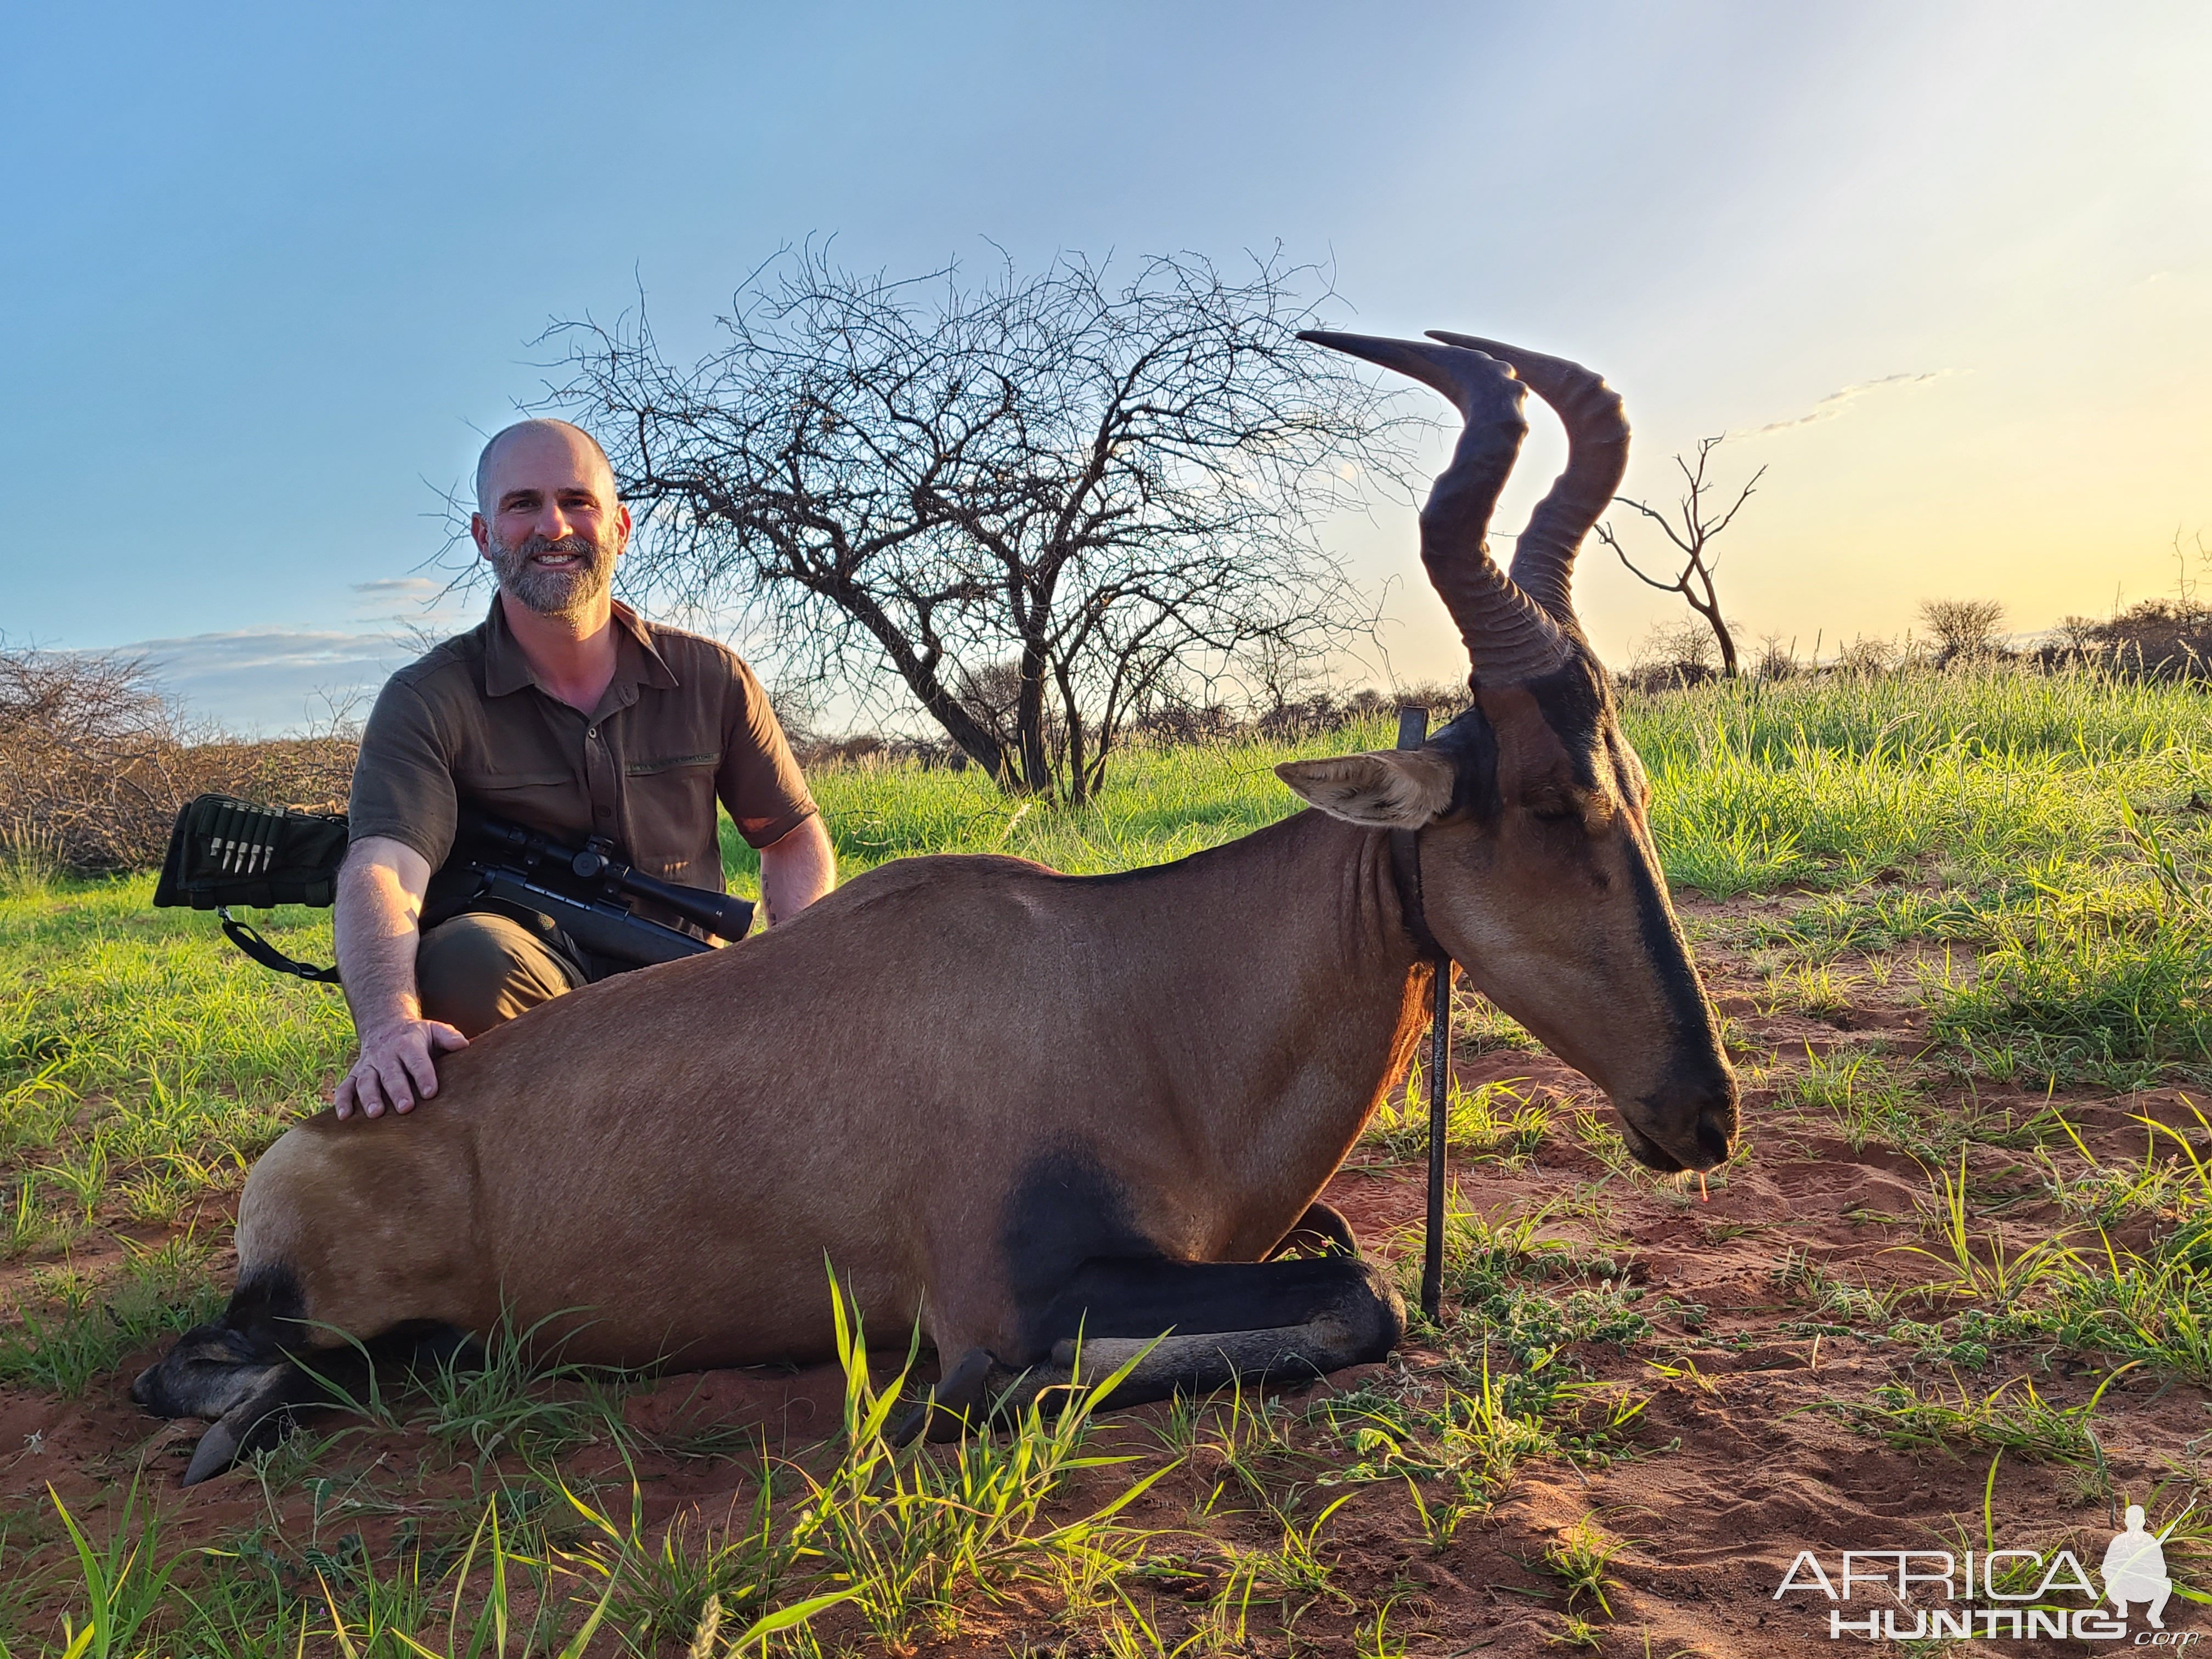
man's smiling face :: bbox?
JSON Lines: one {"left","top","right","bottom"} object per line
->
{"left": 470, "top": 420, "right": 631, "bottom": 619}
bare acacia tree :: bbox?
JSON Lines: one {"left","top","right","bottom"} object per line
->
{"left": 547, "top": 247, "right": 1413, "bottom": 800}
{"left": 1596, "top": 435, "right": 1764, "bottom": 678}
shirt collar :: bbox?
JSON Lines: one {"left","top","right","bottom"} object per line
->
{"left": 481, "top": 596, "right": 681, "bottom": 700}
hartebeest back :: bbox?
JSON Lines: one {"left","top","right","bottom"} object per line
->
{"left": 136, "top": 334, "right": 1738, "bottom": 1482}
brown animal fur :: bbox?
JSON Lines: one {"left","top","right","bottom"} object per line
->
{"left": 235, "top": 811, "right": 1443, "bottom": 1369}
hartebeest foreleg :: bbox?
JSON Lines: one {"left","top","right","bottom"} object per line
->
{"left": 904, "top": 1252, "right": 1403, "bottom": 1441}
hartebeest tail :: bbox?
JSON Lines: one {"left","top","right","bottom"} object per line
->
{"left": 136, "top": 335, "right": 1736, "bottom": 1480}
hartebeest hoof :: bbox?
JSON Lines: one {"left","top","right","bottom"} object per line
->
{"left": 891, "top": 1345, "right": 997, "bottom": 1446}
{"left": 1267, "top": 1200, "right": 1359, "bottom": 1261}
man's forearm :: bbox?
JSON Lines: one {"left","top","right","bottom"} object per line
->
{"left": 757, "top": 814, "right": 836, "bottom": 928}
{"left": 332, "top": 837, "right": 464, "bottom": 1119}
{"left": 334, "top": 847, "right": 427, "bottom": 1037}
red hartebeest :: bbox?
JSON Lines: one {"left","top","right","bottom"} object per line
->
{"left": 135, "top": 333, "right": 1737, "bottom": 1482}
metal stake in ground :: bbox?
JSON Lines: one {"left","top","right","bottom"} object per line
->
{"left": 1424, "top": 930, "right": 1451, "bottom": 1320}
{"left": 1394, "top": 705, "right": 1452, "bottom": 1323}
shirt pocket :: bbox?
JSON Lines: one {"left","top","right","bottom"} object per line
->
{"left": 453, "top": 769, "right": 587, "bottom": 842}
{"left": 623, "top": 755, "right": 719, "bottom": 881}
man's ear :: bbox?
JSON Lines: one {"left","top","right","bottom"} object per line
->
{"left": 1275, "top": 749, "right": 1456, "bottom": 828}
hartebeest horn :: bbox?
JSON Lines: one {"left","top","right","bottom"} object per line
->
{"left": 1300, "top": 330, "right": 1571, "bottom": 684}
{"left": 1426, "top": 332, "right": 1628, "bottom": 628}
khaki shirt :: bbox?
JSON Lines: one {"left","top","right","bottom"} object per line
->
{"left": 348, "top": 600, "right": 815, "bottom": 917}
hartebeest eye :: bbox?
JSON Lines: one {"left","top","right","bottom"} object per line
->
{"left": 1528, "top": 788, "right": 1623, "bottom": 836}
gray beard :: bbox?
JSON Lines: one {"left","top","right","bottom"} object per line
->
{"left": 487, "top": 529, "right": 617, "bottom": 619}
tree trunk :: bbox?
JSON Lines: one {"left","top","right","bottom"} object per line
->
{"left": 1014, "top": 640, "right": 1052, "bottom": 796}
{"left": 1712, "top": 614, "right": 1739, "bottom": 678}
{"left": 1065, "top": 712, "right": 1090, "bottom": 808}
{"left": 805, "top": 572, "right": 1017, "bottom": 781}
{"left": 1688, "top": 557, "right": 1738, "bottom": 678}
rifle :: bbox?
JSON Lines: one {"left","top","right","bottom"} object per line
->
{"left": 153, "top": 794, "right": 754, "bottom": 984}
{"left": 453, "top": 808, "right": 753, "bottom": 968}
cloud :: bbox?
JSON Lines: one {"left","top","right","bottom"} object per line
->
{"left": 1747, "top": 370, "right": 1952, "bottom": 435}
{"left": 127, "top": 627, "right": 401, "bottom": 671}
{"left": 118, "top": 627, "right": 414, "bottom": 733}
{"left": 350, "top": 577, "right": 447, "bottom": 602}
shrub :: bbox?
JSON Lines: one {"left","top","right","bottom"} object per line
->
{"left": 0, "top": 647, "right": 357, "bottom": 872}
{"left": 1918, "top": 597, "right": 2008, "bottom": 664}
{"left": 1621, "top": 619, "right": 1724, "bottom": 692}
{"left": 2037, "top": 598, "right": 2212, "bottom": 680}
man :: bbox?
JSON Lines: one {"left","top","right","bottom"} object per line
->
{"left": 332, "top": 419, "right": 835, "bottom": 1120}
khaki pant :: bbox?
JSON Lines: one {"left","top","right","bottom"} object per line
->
{"left": 416, "top": 911, "right": 587, "bottom": 1038}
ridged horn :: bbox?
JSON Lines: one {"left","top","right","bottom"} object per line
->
{"left": 1300, "top": 330, "right": 1571, "bottom": 685}
{"left": 1426, "top": 333, "right": 1628, "bottom": 627}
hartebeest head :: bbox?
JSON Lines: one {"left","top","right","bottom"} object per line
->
{"left": 1278, "top": 331, "right": 1737, "bottom": 1173}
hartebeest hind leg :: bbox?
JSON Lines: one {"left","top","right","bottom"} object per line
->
{"left": 906, "top": 1253, "right": 1404, "bottom": 1442}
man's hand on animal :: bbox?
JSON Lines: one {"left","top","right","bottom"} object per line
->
{"left": 138, "top": 336, "right": 1737, "bottom": 1486}
{"left": 332, "top": 836, "right": 467, "bottom": 1120}
{"left": 334, "top": 1013, "right": 469, "bottom": 1121}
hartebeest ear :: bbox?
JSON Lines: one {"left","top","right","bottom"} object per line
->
{"left": 1275, "top": 750, "right": 1457, "bottom": 828}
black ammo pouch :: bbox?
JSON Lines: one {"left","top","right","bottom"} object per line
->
{"left": 153, "top": 794, "right": 349, "bottom": 983}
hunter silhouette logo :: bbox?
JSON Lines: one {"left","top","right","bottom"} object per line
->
{"left": 2104, "top": 1506, "right": 2175, "bottom": 1630}
{"left": 1774, "top": 1511, "right": 2201, "bottom": 1644}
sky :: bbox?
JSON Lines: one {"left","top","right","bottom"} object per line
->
{"left": 4, "top": 1, "right": 2207, "bottom": 730}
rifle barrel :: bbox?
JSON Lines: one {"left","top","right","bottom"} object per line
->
{"left": 611, "top": 867, "right": 755, "bottom": 940}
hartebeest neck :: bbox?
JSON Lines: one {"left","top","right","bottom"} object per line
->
{"left": 1087, "top": 808, "right": 1435, "bottom": 1257}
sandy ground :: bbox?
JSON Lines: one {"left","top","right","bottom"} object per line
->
{"left": 3, "top": 900, "right": 2208, "bottom": 1656}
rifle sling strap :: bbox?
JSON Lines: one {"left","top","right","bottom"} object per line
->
{"left": 218, "top": 907, "right": 342, "bottom": 984}
{"left": 1392, "top": 824, "right": 1453, "bottom": 1325}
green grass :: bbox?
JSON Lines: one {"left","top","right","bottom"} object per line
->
{"left": 1928, "top": 890, "right": 2212, "bottom": 1087}
{"left": 7, "top": 1278, "right": 1175, "bottom": 1658}
{"left": 0, "top": 1233, "right": 223, "bottom": 1395}
{"left": 1358, "top": 1070, "right": 1555, "bottom": 1166}
{"left": 0, "top": 877, "right": 353, "bottom": 1257}
{"left": 1543, "top": 1515, "right": 1625, "bottom": 1617}
{"left": 1849, "top": 1368, "right": 2134, "bottom": 1466}
{"left": 727, "top": 665, "right": 2210, "bottom": 905}
{"left": 5, "top": 661, "right": 2212, "bottom": 1652}
{"left": 1780, "top": 1048, "right": 1927, "bottom": 1153}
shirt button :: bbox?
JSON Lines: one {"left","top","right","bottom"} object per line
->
{"left": 595, "top": 805, "right": 613, "bottom": 820}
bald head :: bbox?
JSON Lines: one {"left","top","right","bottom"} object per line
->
{"left": 475, "top": 420, "right": 619, "bottom": 517}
